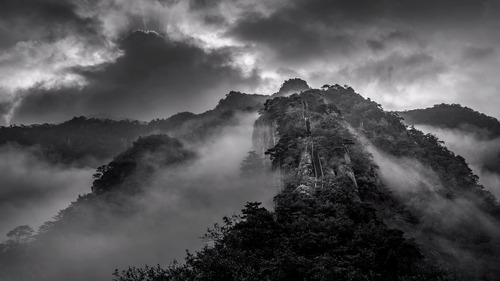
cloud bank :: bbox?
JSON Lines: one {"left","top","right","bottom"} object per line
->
{"left": 0, "top": 145, "right": 93, "bottom": 237}
{"left": 365, "top": 142, "right": 500, "bottom": 277}
{"left": 1, "top": 0, "right": 499, "bottom": 125}
{"left": 415, "top": 124, "right": 500, "bottom": 198}
{"left": 11, "top": 113, "right": 276, "bottom": 281}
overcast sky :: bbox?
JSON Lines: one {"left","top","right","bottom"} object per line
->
{"left": 0, "top": 0, "right": 499, "bottom": 125}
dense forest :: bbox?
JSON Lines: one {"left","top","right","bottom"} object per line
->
{"left": 0, "top": 91, "right": 267, "bottom": 167}
{"left": 397, "top": 103, "right": 500, "bottom": 188}
{"left": 1, "top": 81, "right": 499, "bottom": 281}
{"left": 397, "top": 104, "right": 500, "bottom": 139}
{"left": 113, "top": 84, "right": 500, "bottom": 280}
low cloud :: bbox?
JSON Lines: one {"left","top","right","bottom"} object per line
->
{"left": 0, "top": 145, "right": 93, "bottom": 237}
{"left": 12, "top": 113, "right": 276, "bottom": 281}
{"left": 415, "top": 124, "right": 500, "bottom": 198}
{"left": 363, "top": 139, "right": 500, "bottom": 277}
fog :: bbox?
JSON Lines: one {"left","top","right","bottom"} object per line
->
{"left": 11, "top": 113, "right": 277, "bottom": 281}
{"left": 414, "top": 124, "right": 500, "bottom": 198}
{"left": 0, "top": 145, "right": 93, "bottom": 236}
{"left": 363, "top": 140, "right": 500, "bottom": 277}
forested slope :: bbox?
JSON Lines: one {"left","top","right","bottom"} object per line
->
{"left": 113, "top": 90, "right": 460, "bottom": 280}
{"left": 2, "top": 83, "right": 500, "bottom": 281}
{"left": 0, "top": 91, "right": 267, "bottom": 167}
{"left": 397, "top": 104, "right": 500, "bottom": 139}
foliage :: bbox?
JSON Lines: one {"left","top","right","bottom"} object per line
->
{"left": 6, "top": 225, "right": 34, "bottom": 244}
{"left": 0, "top": 117, "right": 148, "bottom": 166}
{"left": 3, "top": 83, "right": 499, "bottom": 281}
{"left": 213, "top": 91, "right": 268, "bottom": 112}
{"left": 397, "top": 104, "right": 500, "bottom": 139}
{"left": 318, "top": 85, "right": 498, "bottom": 207}
{"left": 0, "top": 92, "right": 267, "bottom": 166}
{"left": 114, "top": 199, "right": 449, "bottom": 281}
{"left": 91, "top": 134, "right": 194, "bottom": 194}
{"left": 113, "top": 90, "right": 451, "bottom": 281}
{"left": 316, "top": 85, "right": 500, "bottom": 279}
{"left": 240, "top": 150, "right": 270, "bottom": 177}
{"left": 272, "top": 78, "right": 310, "bottom": 97}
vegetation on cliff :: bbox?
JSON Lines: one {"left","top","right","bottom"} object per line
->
{"left": 113, "top": 91, "right": 452, "bottom": 281}
{"left": 2, "top": 82, "right": 499, "bottom": 281}
{"left": 397, "top": 104, "right": 500, "bottom": 139}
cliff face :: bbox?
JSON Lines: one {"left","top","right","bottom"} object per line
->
{"left": 252, "top": 114, "right": 277, "bottom": 156}
{"left": 255, "top": 95, "right": 361, "bottom": 197}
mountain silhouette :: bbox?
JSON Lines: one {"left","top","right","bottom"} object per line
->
{"left": 1, "top": 81, "right": 500, "bottom": 281}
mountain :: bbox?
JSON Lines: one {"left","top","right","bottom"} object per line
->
{"left": 0, "top": 91, "right": 267, "bottom": 167}
{"left": 397, "top": 103, "right": 500, "bottom": 192}
{"left": 0, "top": 117, "right": 148, "bottom": 167}
{"left": 0, "top": 133, "right": 196, "bottom": 281}
{"left": 2, "top": 82, "right": 500, "bottom": 281}
{"left": 115, "top": 85, "right": 500, "bottom": 280}
{"left": 397, "top": 103, "right": 500, "bottom": 139}
{"left": 271, "top": 78, "right": 310, "bottom": 97}
{"left": 213, "top": 91, "right": 268, "bottom": 112}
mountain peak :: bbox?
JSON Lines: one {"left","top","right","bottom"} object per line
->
{"left": 273, "top": 78, "right": 310, "bottom": 97}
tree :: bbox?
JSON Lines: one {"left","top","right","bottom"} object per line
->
{"left": 240, "top": 151, "right": 268, "bottom": 176}
{"left": 6, "top": 225, "right": 34, "bottom": 243}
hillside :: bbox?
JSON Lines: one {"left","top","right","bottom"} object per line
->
{"left": 2, "top": 83, "right": 500, "bottom": 281}
{"left": 115, "top": 86, "right": 500, "bottom": 280}
{"left": 397, "top": 103, "right": 500, "bottom": 191}
{"left": 0, "top": 134, "right": 196, "bottom": 281}
{"left": 0, "top": 91, "right": 267, "bottom": 167}
{"left": 397, "top": 104, "right": 500, "bottom": 139}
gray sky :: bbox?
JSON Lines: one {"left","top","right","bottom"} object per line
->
{"left": 1, "top": 0, "right": 499, "bottom": 125}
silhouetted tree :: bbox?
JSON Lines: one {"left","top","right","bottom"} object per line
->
{"left": 6, "top": 225, "right": 34, "bottom": 243}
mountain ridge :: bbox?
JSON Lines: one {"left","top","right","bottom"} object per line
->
{"left": 1, "top": 81, "right": 500, "bottom": 281}
{"left": 396, "top": 103, "right": 500, "bottom": 139}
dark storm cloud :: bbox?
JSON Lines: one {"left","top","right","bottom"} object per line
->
{"left": 220, "top": 0, "right": 499, "bottom": 117}
{"left": 348, "top": 52, "right": 446, "bottom": 85}
{"left": 10, "top": 31, "right": 261, "bottom": 124}
{"left": 189, "top": 0, "right": 224, "bottom": 10}
{"left": 0, "top": 0, "right": 100, "bottom": 49}
{"left": 2, "top": 0, "right": 500, "bottom": 122}
{"left": 462, "top": 46, "right": 496, "bottom": 61}
{"left": 228, "top": 12, "right": 354, "bottom": 63}
{"left": 367, "top": 40, "right": 385, "bottom": 52}
{"left": 225, "top": 0, "right": 494, "bottom": 62}
{"left": 224, "top": 1, "right": 365, "bottom": 64}
{"left": 389, "top": 0, "right": 495, "bottom": 24}
{"left": 366, "top": 31, "right": 421, "bottom": 52}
